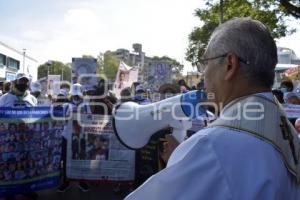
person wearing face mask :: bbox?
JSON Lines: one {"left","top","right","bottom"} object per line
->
{"left": 57, "top": 83, "right": 91, "bottom": 193}
{"left": 133, "top": 85, "right": 151, "bottom": 105}
{"left": 0, "top": 73, "right": 37, "bottom": 107}
{"left": 30, "top": 81, "right": 42, "bottom": 99}
{"left": 0, "top": 74, "right": 38, "bottom": 200}
{"left": 30, "top": 81, "right": 50, "bottom": 106}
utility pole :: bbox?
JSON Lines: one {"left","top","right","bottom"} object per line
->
{"left": 61, "top": 67, "right": 64, "bottom": 81}
{"left": 22, "top": 49, "right": 26, "bottom": 73}
{"left": 47, "top": 60, "right": 52, "bottom": 78}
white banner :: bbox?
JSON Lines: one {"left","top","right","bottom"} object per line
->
{"left": 47, "top": 75, "right": 61, "bottom": 96}
{"left": 66, "top": 114, "right": 135, "bottom": 181}
{"left": 113, "top": 61, "right": 138, "bottom": 98}
{"left": 283, "top": 104, "right": 300, "bottom": 119}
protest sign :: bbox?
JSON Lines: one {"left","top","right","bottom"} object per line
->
{"left": 72, "top": 58, "right": 98, "bottom": 92}
{"left": 47, "top": 75, "right": 61, "bottom": 96}
{"left": 66, "top": 114, "right": 135, "bottom": 182}
{"left": 282, "top": 104, "right": 300, "bottom": 119}
{"left": 113, "top": 61, "right": 138, "bottom": 99}
{"left": 148, "top": 62, "right": 172, "bottom": 88}
{"left": 0, "top": 107, "right": 64, "bottom": 197}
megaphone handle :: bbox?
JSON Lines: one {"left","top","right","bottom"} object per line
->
{"left": 172, "top": 128, "right": 186, "bottom": 143}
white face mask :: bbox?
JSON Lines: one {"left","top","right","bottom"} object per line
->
{"left": 281, "top": 88, "right": 288, "bottom": 93}
{"left": 72, "top": 99, "right": 81, "bottom": 105}
{"left": 61, "top": 88, "right": 69, "bottom": 94}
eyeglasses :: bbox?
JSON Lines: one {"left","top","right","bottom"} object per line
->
{"left": 196, "top": 53, "right": 250, "bottom": 72}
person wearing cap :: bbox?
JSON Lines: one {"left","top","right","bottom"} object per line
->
{"left": 57, "top": 83, "right": 90, "bottom": 193}
{"left": 133, "top": 85, "right": 151, "bottom": 105}
{"left": 60, "top": 83, "right": 71, "bottom": 96}
{"left": 30, "top": 81, "right": 42, "bottom": 99}
{"left": 0, "top": 81, "right": 4, "bottom": 97}
{"left": 285, "top": 92, "right": 300, "bottom": 105}
{"left": 0, "top": 73, "right": 37, "bottom": 107}
{"left": 0, "top": 74, "right": 38, "bottom": 199}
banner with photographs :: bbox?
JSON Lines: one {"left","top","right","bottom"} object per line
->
{"left": 113, "top": 61, "right": 139, "bottom": 99}
{"left": 0, "top": 107, "right": 64, "bottom": 198}
{"left": 66, "top": 114, "right": 135, "bottom": 182}
{"left": 72, "top": 58, "right": 98, "bottom": 91}
{"left": 283, "top": 104, "right": 300, "bottom": 119}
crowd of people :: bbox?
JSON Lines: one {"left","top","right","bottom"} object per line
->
{"left": 0, "top": 68, "right": 208, "bottom": 199}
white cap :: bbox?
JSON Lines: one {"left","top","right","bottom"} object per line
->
{"left": 135, "top": 85, "right": 144, "bottom": 92}
{"left": 284, "top": 92, "right": 299, "bottom": 102}
{"left": 15, "top": 73, "right": 30, "bottom": 81}
{"left": 30, "top": 81, "right": 42, "bottom": 92}
{"left": 70, "top": 83, "right": 83, "bottom": 96}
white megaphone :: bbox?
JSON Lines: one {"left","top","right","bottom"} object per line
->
{"left": 112, "top": 90, "right": 208, "bottom": 149}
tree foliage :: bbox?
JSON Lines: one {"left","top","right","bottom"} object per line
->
{"left": 186, "top": 0, "right": 299, "bottom": 66}
{"left": 98, "top": 51, "right": 119, "bottom": 80}
{"left": 37, "top": 61, "right": 71, "bottom": 81}
{"left": 279, "top": 0, "right": 300, "bottom": 18}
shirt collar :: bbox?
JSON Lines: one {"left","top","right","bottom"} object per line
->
{"left": 255, "top": 92, "right": 274, "bottom": 101}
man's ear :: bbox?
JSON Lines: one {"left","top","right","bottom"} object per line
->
{"left": 224, "top": 53, "right": 240, "bottom": 81}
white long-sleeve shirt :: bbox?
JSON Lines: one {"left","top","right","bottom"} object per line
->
{"left": 126, "top": 126, "right": 300, "bottom": 200}
{"left": 125, "top": 93, "right": 300, "bottom": 200}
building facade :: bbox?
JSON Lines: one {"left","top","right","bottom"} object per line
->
{"left": 0, "top": 41, "right": 38, "bottom": 81}
{"left": 111, "top": 43, "right": 182, "bottom": 88}
{"left": 111, "top": 43, "right": 146, "bottom": 82}
{"left": 184, "top": 71, "right": 201, "bottom": 88}
{"left": 277, "top": 47, "right": 300, "bottom": 65}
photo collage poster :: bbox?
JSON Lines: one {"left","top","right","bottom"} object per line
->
{"left": 0, "top": 107, "right": 64, "bottom": 197}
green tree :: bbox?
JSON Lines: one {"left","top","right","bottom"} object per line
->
{"left": 101, "top": 51, "right": 119, "bottom": 80}
{"left": 186, "top": 0, "right": 299, "bottom": 67}
{"left": 279, "top": 0, "right": 300, "bottom": 18}
{"left": 38, "top": 61, "right": 71, "bottom": 82}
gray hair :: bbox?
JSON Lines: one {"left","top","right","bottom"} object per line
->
{"left": 206, "top": 17, "right": 277, "bottom": 88}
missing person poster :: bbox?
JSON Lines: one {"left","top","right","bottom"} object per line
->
{"left": 66, "top": 114, "right": 135, "bottom": 182}
{"left": 113, "top": 61, "right": 138, "bottom": 99}
{"left": 72, "top": 58, "right": 98, "bottom": 91}
{"left": 0, "top": 107, "right": 64, "bottom": 198}
{"left": 147, "top": 62, "right": 171, "bottom": 88}
{"left": 47, "top": 75, "right": 61, "bottom": 96}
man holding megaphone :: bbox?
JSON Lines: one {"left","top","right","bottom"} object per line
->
{"left": 115, "top": 18, "right": 300, "bottom": 200}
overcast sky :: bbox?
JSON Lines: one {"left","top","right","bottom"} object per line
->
{"left": 0, "top": 0, "right": 299, "bottom": 74}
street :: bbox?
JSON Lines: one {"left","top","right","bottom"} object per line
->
{"left": 1, "top": 184, "right": 129, "bottom": 200}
